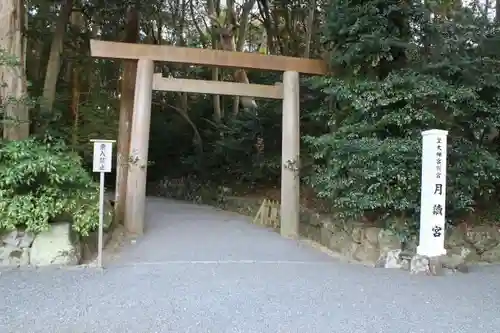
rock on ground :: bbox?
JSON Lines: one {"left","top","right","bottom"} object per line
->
{"left": 0, "top": 245, "right": 30, "bottom": 266}
{"left": 30, "top": 222, "right": 81, "bottom": 266}
{"left": 0, "top": 229, "right": 34, "bottom": 267}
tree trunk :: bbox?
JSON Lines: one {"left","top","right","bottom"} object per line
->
{"left": 0, "top": 0, "right": 29, "bottom": 140}
{"left": 257, "top": 0, "right": 276, "bottom": 54}
{"left": 232, "top": 0, "right": 257, "bottom": 117}
{"left": 69, "top": 8, "right": 84, "bottom": 147}
{"left": 41, "top": 0, "right": 73, "bottom": 113}
{"left": 212, "top": 0, "right": 257, "bottom": 113}
{"left": 115, "top": 5, "right": 139, "bottom": 225}
{"left": 207, "top": 0, "right": 223, "bottom": 123}
{"left": 303, "top": 0, "right": 316, "bottom": 58}
{"left": 496, "top": 0, "right": 500, "bottom": 23}
{"left": 174, "top": 0, "right": 203, "bottom": 154}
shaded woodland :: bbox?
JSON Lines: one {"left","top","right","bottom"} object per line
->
{"left": 1, "top": 0, "right": 500, "bottom": 240}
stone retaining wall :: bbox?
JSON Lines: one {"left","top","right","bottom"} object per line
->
{"left": 0, "top": 201, "right": 115, "bottom": 268}
{"left": 218, "top": 196, "right": 500, "bottom": 272}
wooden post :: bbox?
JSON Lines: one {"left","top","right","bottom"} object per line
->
{"left": 114, "top": 60, "right": 137, "bottom": 225}
{"left": 124, "top": 59, "right": 154, "bottom": 235}
{"left": 280, "top": 71, "right": 300, "bottom": 238}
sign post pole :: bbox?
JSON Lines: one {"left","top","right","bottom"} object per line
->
{"left": 417, "top": 129, "right": 448, "bottom": 257}
{"left": 90, "top": 139, "right": 116, "bottom": 268}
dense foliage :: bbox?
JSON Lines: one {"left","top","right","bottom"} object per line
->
{"left": 305, "top": 0, "right": 500, "bottom": 238}
{"left": 3, "top": 0, "right": 500, "bottom": 239}
{"left": 183, "top": 104, "right": 282, "bottom": 184}
{"left": 0, "top": 138, "right": 104, "bottom": 236}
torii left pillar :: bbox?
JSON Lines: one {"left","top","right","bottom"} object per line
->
{"left": 280, "top": 71, "right": 300, "bottom": 238}
{"left": 124, "top": 59, "right": 154, "bottom": 235}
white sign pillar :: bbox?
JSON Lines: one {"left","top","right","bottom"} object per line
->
{"left": 91, "top": 139, "right": 116, "bottom": 268}
{"left": 417, "top": 129, "right": 448, "bottom": 257}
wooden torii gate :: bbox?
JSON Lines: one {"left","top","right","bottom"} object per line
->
{"left": 90, "top": 40, "right": 327, "bottom": 238}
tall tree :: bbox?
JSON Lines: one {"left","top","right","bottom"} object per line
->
{"left": 41, "top": 0, "right": 73, "bottom": 113}
{"left": 210, "top": 0, "right": 258, "bottom": 113}
{"left": 115, "top": 4, "right": 140, "bottom": 225}
{"left": 0, "top": 0, "right": 29, "bottom": 140}
{"left": 68, "top": 5, "right": 86, "bottom": 146}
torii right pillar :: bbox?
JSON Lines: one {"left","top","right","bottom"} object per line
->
{"left": 280, "top": 71, "right": 300, "bottom": 238}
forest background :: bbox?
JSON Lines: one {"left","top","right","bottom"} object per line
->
{"left": 0, "top": 0, "right": 499, "bottom": 241}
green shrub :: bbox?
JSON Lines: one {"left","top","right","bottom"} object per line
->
{"left": 0, "top": 137, "right": 103, "bottom": 236}
{"left": 305, "top": 0, "right": 500, "bottom": 240}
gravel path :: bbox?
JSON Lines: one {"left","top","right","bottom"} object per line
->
{"left": 1, "top": 197, "right": 500, "bottom": 333}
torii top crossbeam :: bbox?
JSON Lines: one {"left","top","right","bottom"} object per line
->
{"left": 90, "top": 40, "right": 328, "bottom": 75}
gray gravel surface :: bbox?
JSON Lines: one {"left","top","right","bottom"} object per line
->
{"left": 1, "top": 197, "right": 500, "bottom": 333}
